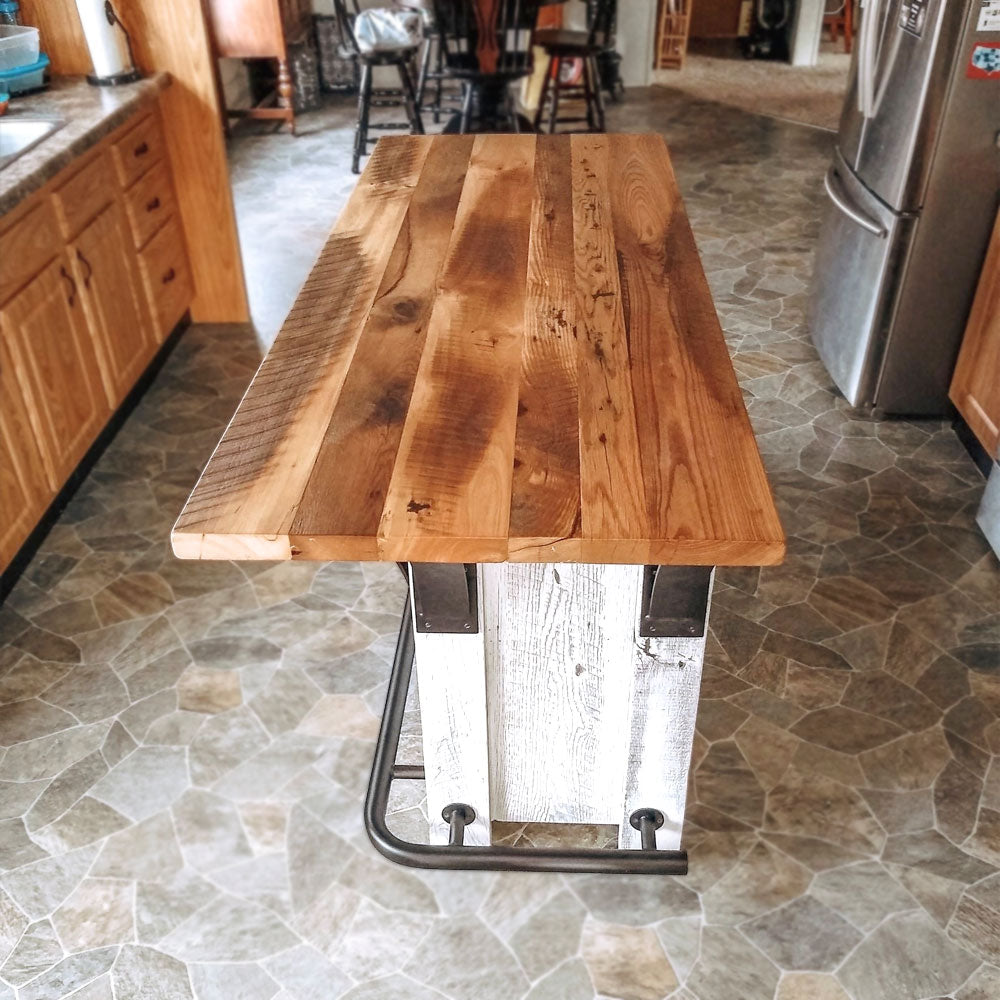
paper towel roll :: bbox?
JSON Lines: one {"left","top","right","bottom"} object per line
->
{"left": 75, "top": 0, "right": 131, "bottom": 79}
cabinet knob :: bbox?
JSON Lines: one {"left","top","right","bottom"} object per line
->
{"left": 146, "top": 196, "right": 161, "bottom": 212}
{"left": 134, "top": 141, "right": 149, "bottom": 158}
{"left": 162, "top": 267, "right": 176, "bottom": 284}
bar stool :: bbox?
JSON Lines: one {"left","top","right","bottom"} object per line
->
{"left": 412, "top": 3, "right": 461, "bottom": 124}
{"left": 333, "top": 0, "right": 425, "bottom": 173}
{"left": 533, "top": 0, "right": 616, "bottom": 134}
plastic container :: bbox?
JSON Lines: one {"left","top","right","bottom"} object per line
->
{"left": 0, "top": 52, "right": 48, "bottom": 94}
{"left": 0, "top": 23, "right": 38, "bottom": 71}
{"left": 0, "top": 2, "right": 21, "bottom": 28}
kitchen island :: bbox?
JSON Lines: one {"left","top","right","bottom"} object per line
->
{"left": 172, "top": 133, "right": 784, "bottom": 873}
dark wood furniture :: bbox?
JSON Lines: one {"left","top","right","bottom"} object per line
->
{"left": 533, "top": 0, "right": 614, "bottom": 133}
{"left": 332, "top": 0, "right": 424, "bottom": 174}
{"left": 431, "top": 0, "right": 543, "bottom": 133}
{"left": 205, "top": 0, "right": 312, "bottom": 134}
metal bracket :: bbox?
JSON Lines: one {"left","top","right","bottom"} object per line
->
{"left": 639, "top": 565, "right": 713, "bottom": 638}
{"left": 410, "top": 563, "right": 479, "bottom": 634}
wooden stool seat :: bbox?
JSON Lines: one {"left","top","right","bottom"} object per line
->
{"left": 532, "top": 28, "right": 592, "bottom": 55}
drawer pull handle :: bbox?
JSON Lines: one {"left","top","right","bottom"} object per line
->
{"left": 60, "top": 265, "right": 76, "bottom": 307}
{"left": 76, "top": 249, "right": 93, "bottom": 289}
{"left": 145, "top": 196, "right": 161, "bottom": 212}
{"left": 134, "top": 141, "right": 149, "bottom": 157}
{"left": 162, "top": 267, "right": 176, "bottom": 284}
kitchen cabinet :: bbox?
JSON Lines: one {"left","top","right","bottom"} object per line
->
{"left": 72, "top": 201, "right": 157, "bottom": 409}
{"left": 951, "top": 209, "right": 1000, "bottom": 458}
{"left": 0, "top": 334, "right": 50, "bottom": 570}
{"left": 0, "top": 98, "right": 194, "bottom": 576}
{"left": 0, "top": 256, "right": 110, "bottom": 491}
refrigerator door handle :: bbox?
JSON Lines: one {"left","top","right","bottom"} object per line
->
{"left": 858, "top": 0, "right": 881, "bottom": 118}
{"left": 823, "top": 167, "right": 888, "bottom": 238}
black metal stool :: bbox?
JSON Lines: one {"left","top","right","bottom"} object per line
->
{"left": 533, "top": 0, "right": 616, "bottom": 134}
{"left": 334, "top": 0, "right": 425, "bottom": 173}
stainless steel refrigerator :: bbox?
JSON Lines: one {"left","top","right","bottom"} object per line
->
{"left": 810, "top": 0, "right": 1000, "bottom": 415}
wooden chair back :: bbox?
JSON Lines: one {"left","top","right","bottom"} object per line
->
{"left": 432, "top": 0, "right": 542, "bottom": 76}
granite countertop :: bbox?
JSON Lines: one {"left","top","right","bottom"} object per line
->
{"left": 0, "top": 73, "right": 169, "bottom": 217}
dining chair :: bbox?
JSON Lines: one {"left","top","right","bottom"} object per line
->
{"left": 533, "top": 0, "right": 615, "bottom": 133}
{"left": 431, "top": 0, "right": 543, "bottom": 134}
{"left": 332, "top": 0, "right": 425, "bottom": 173}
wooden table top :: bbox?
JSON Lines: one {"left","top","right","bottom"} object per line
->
{"left": 172, "top": 134, "right": 784, "bottom": 566}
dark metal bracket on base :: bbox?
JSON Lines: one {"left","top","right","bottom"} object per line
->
{"left": 410, "top": 563, "right": 479, "bottom": 634}
{"left": 639, "top": 565, "right": 714, "bottom": 638}
{"left": 363, "top": 599, "right": 689, "bottom": 875}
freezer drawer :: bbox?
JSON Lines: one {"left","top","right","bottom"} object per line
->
{"left": 809, "top": 154, "right": 915, "bottom": 409}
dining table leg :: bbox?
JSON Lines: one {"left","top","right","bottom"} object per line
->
{"left": 405, "top": 561, "right": 713, "bottom": 856}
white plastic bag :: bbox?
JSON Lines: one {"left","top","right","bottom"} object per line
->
{"left": 354, "top": 8, "right": 422, "bottom": 54}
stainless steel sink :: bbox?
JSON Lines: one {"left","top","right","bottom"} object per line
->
{"left": 0, "top": 116, "right": 65, "bottom": 169}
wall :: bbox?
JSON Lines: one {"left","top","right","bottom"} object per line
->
{"left": 615, "top": 0, "right": 657, "bottom": 87}
{"left": 790, "top": 0, "right": 825, "bottom": 66}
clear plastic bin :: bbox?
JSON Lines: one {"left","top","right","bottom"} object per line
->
{"left": 0, "top": 52, "right": 47, "bottom": 94}
{"left": 0, "top": 24, "right": 38, "bottom": 72}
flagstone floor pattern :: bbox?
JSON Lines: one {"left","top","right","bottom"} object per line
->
{"left": 0, "top": 89, "right": 998, "bottom": 1000}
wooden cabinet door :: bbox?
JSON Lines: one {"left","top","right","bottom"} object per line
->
{"left": 0, "top": 256, "right": 111, "bottom": 492}
{"left": 951, "top": 211, "right": 1000, "bottom": 458}
{"left": 72, "top": 201, "right": 157, "bottom": 409}
{"left": 0, "top": 331, "right": 52, "bottom": 570}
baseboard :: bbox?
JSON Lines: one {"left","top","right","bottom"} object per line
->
{"left": 0, "top": 316, "right": 190, "bottom": 606}
{"left": 952, "top": 413, "right": 994, "bottom": 479}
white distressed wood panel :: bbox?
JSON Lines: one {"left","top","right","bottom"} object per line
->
{"left": 484, "top": 563, "right": 638, "bottom": 825}
{"left": 617, "top": 571, "right": 713, "bottom": 850}
{"left": 410, "top": 565, "right": 491, "bottom": 846}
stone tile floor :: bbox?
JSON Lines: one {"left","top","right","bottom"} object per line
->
{"left": 1, "top": 89, "right": 999, "bottom": 1000}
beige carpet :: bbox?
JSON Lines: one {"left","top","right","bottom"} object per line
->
{"left": 652, "top": 50, "right": 851, "bottom": 131}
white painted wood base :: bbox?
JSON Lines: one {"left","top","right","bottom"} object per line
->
{"left": 411, "top": 564, "right": 711, "bottom": 849}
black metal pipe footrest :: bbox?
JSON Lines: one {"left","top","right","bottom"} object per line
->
{"left": 363, "top": 599, "right": 689, "bottom": 875}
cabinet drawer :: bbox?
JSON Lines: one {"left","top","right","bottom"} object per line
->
{"left": 53, "top": 150, "right": 115, "bottom": 240}
{"left": 123, "top": 160, "right": 176, "bottom": 249}
{"left": 138, "top": 215, "right": 193, "bottom": 339}
{"left": 0, "top": 199, "right": 61, "bottom": 304}
{"left": 112, "top": 113, "right": 164, "bottom": 188}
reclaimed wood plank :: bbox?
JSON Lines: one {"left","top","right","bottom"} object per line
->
{"left": 411, "top": 564, "right": 492, "bottom": 845}
{"left": 171, "top": 137, "right": 432, "bottom": 560}
{"left": 378, "top": 134, "right": 536, "bottom": 563}
{"left": 569, "top": 134, "right": 647, "bottom": 562}
{"left": 508, "top": 135, "right": 582, "bottom": 562}
{"left": 607, "top": 133, "right": 783, "bottom": 566}
{"left": 289, "top": 136, "right": 476, "bottom": 560}
{"left": 485, "top": 562, "right": 635, "bottom": 825}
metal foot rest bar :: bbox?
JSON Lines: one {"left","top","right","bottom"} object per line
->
{"left": 363, "top": 598, "right": 689, "bottom": 875}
